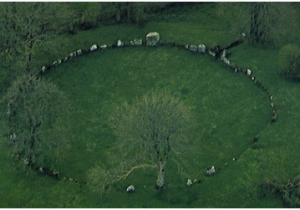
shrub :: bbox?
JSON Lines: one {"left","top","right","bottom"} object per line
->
{"left": 279, "top": 44, "right": 300, "bottom": 80}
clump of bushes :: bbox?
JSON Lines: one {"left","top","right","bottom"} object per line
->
{"left": 260, "top": 175, "right": 300, "bottom": 207}
{"left": 279, "top": 44, "right": 300, "bottom": 81}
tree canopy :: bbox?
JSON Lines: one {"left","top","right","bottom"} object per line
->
{"left": 109, "top": 90, "right": 193, "bottom": 189}
{"left": 1, "top": 74, "right": 69, "bottom": 170}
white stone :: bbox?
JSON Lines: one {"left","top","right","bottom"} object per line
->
{"left": 126, "top": 185, "right": 135, "bottom": 192}
{"left": 198, "top": 44, "right": 206, "bottom": 53}
{"left": 206, "top": 166, "right": 215, "bottom": 176}
{"left": 134, "top": 39, "right": 143, "bottom": 46}
{"left": 90, "top": 44, "right": 98, "bottom": 51}
{"left": 77, "top": 49, "right": 82, "bottom": 55}
{"left": 246, "top": 69, "right": 252, "bottom": 76}
{"left": 208, "top": 50, "right": 216, "bottom": 57}
{"left": 100, "top": 45, "right": 107, "bottom": 49}
{"left": 117, "top": 40, "right": 124, "bottom": 47}
{"left": 187, "top": 179, "right": 193, "bottom": 186}
{"left": 189, "top": 45, "right": 198, "bottom": 52}
{"left": 146, "top": 32, "right": 160, "bottom": 46}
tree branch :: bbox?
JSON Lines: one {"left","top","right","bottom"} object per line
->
{"left": 116, "top": 163, "right": 156, "bottom": 182}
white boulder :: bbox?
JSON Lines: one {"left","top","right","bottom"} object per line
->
{"left": 206, "top": 166, "right": 215, "bottom": 176}
{"left": 126, "top": 185, "right": 135, "bottom": 192}
{"left": 187, "top": 179, "right": 193, "bottom": 186}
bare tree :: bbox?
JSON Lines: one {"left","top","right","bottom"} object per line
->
{"left": 2, "top": 74, "right": 69, "bottom": 170}
{"left": 0, "top": 2, "right": 72, "bottom": 72}
{"left": 109, "top": 90, "right": 192, "bottom": 189}
{"left": 218, "top": 2, "right": 298, "bottom": 45}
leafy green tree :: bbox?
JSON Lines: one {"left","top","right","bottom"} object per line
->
{"left": 2, "top": 74, "right": 69, "bottom": 170}
{"left": 279, "top": 44, "right": 300, "bottom": 80}
{"left": 110, "top": 90, "right": 192, "bottom": 189}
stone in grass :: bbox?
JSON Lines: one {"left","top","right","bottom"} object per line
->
{"left": 90, "top": 44, "right": 98, "bottom": 52}
{"left": 117, "top": 40, "right": 124, "bottom": 47}
{"left": 208, "top": 50, "right": 216, "bottom": 57}
{"left": 146, "top": 32, "right": 160, "bottom": 46}
{"left": 198, "top": 44, "right": 206, "bottom": 53}
{"left": 187, "top": 179, "right": 193, "bottom": 186}
{"left": 100, "top": 45, "right": 108, "bottom": 49}
{"left": 134, "top": 39, "right": 143, "bottom": 46}
{"left": 126, "top": 184, "right": 135, "bottom": 192}
{"left": 189, "top": 45, "right": 198, "bottom": 52}
{"left": 206, "top": 166, "right": 215, "bottom": 176}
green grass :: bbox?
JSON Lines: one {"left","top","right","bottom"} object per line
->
{"left": 1, "top": 2, "right": 300, "bottom": 208}
{"left": 26, "top": 45, "right": 271, "bottom": 207}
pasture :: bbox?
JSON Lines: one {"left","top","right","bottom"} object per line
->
{"left": 1, "top": 3, "right": 300, "bottom": 207}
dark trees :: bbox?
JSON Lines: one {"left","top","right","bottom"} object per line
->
{"left": 218, "top": 2, "right": 298, "bottom": 46}
{"left": 2, "top": 74, "right": 69, "bottom": 169}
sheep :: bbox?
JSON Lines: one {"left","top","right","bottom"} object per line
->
{"left": 90, "top": 44, "right": 98, "bottom": 52}
{"left": 64, "top": 56, "right": 68, "bottom": 62}
{"left": 206, "top": 166, "right": 215, "bottom": 176}
{"left": 57, "top": 59, "right": 62, "bottom": 65}
{"left": 246, "top": 69, "right": 252, "bottom": 76}
{"left": 187, "top": 179, "right": 193, "bottom": 186}
{"left": 126, "top": 185, "right": 135, "bottom": 192}
{"left": 70, "top": 52, "right": 74, "bottom": 58}
{"left": 41, "top": 66, "right": 46, "bottom": 73}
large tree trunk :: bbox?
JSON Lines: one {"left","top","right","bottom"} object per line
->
{"left": 249, "top": 2, "right": 267, "bottom": 45}
{"left": 156, "top": 160, "right": 166, "bottom": 189}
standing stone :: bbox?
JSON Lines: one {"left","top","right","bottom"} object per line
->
{"left": 146, "top": 32, "right": 160, "bottom": 46}
{"left": 117, "top": 40, "right": 124, "bottom": 47}
{"left": 198, "top": 44, "right": 206, "bottom": 53}
{"left": 189, "top": 45, "right": 198, "bottom": 52}
{"left": 134, "top": 39, "right": 143, "bottom": 46}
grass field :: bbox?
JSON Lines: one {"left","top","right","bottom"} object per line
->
{"left": 1, "top": 3, "right": 300, "bottom": 208}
